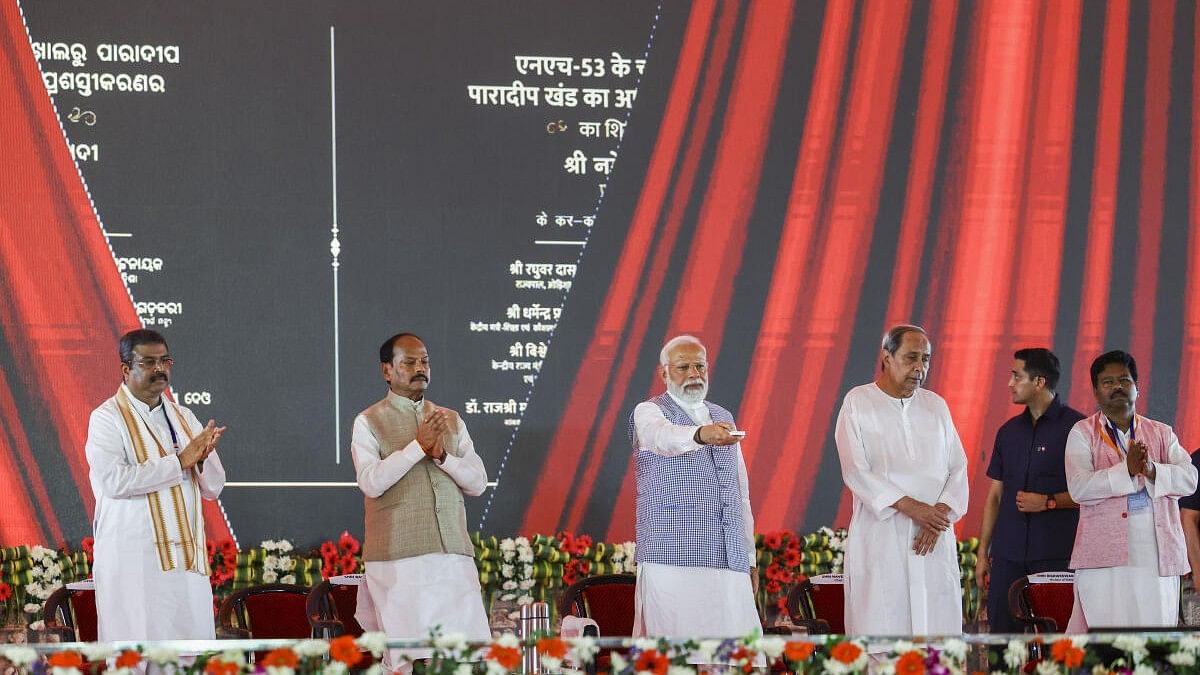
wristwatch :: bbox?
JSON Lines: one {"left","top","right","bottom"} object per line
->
{"left": 1045, "top": 496, "right": 1057, "bottom": 510}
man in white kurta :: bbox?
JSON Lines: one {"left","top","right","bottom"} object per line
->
{"left": 85, "top": 329, "right": 226, "bottom": 641}
{"left": 1065, "top": 350, "right": 1197, "bottom": 631}
{"left": 835, "top": 325, "right": 969, "bottom": 635}
{"left": 351, "top": 333, "right": 490, "bottom": 671}
{"left": 630, "top": 335, "right": 760, "bottom": 638}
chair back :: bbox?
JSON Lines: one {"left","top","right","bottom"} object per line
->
{"left": 219, "top": 583, "right": 312, "bottom": 639}
{"left": 307, "top": 579, "right": 365, "bottom": 638}
{"left": 43, "top": 586, "right": 99, "bottom": 642}
{"left": 786, "top": 574, "right": 844, "bottom": 634}
{"left": 1008, "top": 572, "right": 1073, "bottom": 633}
{"left": 557, "top": 574, "right": 637, "bottom": 637}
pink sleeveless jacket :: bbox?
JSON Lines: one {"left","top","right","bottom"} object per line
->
{"left": 1068, "top": 412, "right": 1189, "bottom": 576}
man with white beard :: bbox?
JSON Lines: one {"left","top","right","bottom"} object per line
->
{"left": 628, "top": 335, "right": 759, "bottom": 637}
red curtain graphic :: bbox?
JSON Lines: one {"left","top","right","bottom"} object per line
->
{"left": 0, "top": 0, "right": 233, "bottom": 547}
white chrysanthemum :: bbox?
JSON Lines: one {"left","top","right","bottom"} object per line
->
{"left": 694, "top": 640, "right": 721, "bottom": 663}
{"left": 518, "top": 550, "right": 534, "bottom": 564}
{"left": 500, "top": 564, "right": 515, "bottom": 578}
{"left": 942, "top": 639, "right": 968, "bottom": 662}
{"left": 144, "top": 646, "right": 179, "bottom": 665}
{"left": 218, "top": 651, "right": 246, "bottom": 666}
{"left": 633, "top": 638, "right": 659, "bottom": 652}
{"left": 541, "top": 655, "right": 563, "bottom": 671}
{"left": 517, "top": 594, "right": 533, "bottom": 605}
{"left": 292, "top": 639, "right": 330, "bottom": 658}
{"left": 515, "top": 537, "right": 530, "bottom": 547}
{"left": 1168, "top": 652, "right": 1197, "bottom": 667}
{"left": 570, "top": 636, "right": 599, "bottom": 663}
{"left": 892, "top": 640, "right": 916, "bottom": 655}
{"left": 496, "top": 632, "right": 521, "bottom": 649}
{"left": 278, "top": 540, "right": 293, "bottom": 553}
{"left": 23, "top": 602, "right": 41, "bottom": 614}
{"left": 518, "top": 579, "right": 535, "bottom": 590}
{"left": 1004, "top": 640, "right": 1027, "bottom": 668}
{"left": 264, "top": 555, "right": 280, "bottom": 569}
{"left": 1035, "top": 661, "right": 1062, "bottom": 675}
{"left": 876, "top": 662, "right": 896, "bottom": 675}
{"left": 501, "top": 581, "right": 517, "bottom": 591}
{"left": 322, "top": 661, "right": 349, "bottom": 675}
{"left": 755, "top": 636, "right": 786, "bottom": 660}
{"left": 278, "top": 556, "right": 294, "bottom": 571}
{"left": 1091, "top": 665, "right": 1108, "bottom": 675}
{"left": 435, "top": 632, "right": 468, "bottom": 652}
{"left": 2, "top": 646, "right": 38, "bottom": 667}
{"left": 356, "top": 632, "right": 388, "bottom": 657}
{"left": 50, "top": 666, "right": 82, "bottom": 675}
{"left": 823, "top": 659, "right": 851, "bottom": 675}
{"left": 1133, "top": 664, "right": 1157, "bottom": 675}
{"left": 499, "top": 538, "right": 516, "bottom": 552}
{"left": 610, "top": 652, "right": 628, "bottom": 672}
{"left": 266, "top": 666, "right": 295, "bottom": 675}
{"left": 1180, "top": 635, "right": 1200, "bottom": 655}
{"left": 1113, "top": 636, "right": 1148, "bottom": 663}
{"left": 262, "top": 570, "right": 279, "bottom": 583}
{"left": 281, "top": 574, "right": 296, "bottom": 585}
{"left": 108, "top": 667, "right": 137, "bottom": 675}
{"left": 81, "top": 643, "right": 116, "bottom": 661}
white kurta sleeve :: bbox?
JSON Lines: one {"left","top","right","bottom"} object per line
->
{"left": 835, "top": 394, "right": 908, "bottom": 520}
{"left": 1066, "top": 426, "right": 1139, "bottom": 504}
{"left": 437, "top": 417, "right": 488, "bottom": 496}
{"left": 633, "top": 401, "right": 701, "bottom": 457}
{"left": 351, "top": 414, "right": 426, "bottom": 498}
{"left": 1146, "top": 430, "right": 1199, "bottom": 498}
{"left": 935, "top": 406, "right": 970, "bottom": 522}
{"left": 179, "top": 406, "right": 225, "bottom": 499}
{"left": 85, "top": 406, "right": 183, "bottom": 499}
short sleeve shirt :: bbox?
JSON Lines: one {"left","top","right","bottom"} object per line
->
{"left": 985, "top": 395, "right": 1086, "bottom": 562}
{"left": 1179, "top": 450, "right": 1200, "bottom": 511}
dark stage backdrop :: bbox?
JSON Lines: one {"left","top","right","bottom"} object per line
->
{"left": 1, "top": 0, "right": 1197, "bottom": 549}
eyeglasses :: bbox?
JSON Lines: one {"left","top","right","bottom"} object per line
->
{"left": 129, "top": 356, "right": 174, "bottom": 370}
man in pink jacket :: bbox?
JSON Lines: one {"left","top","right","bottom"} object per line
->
{"left": 1065, "top": 350, "right": 1197, "bottom": 631}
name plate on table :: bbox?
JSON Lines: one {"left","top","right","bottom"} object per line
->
{"left": 66, "top": 579, "right": 95, "bottom": 591}
{"left": 1027, "top": 571, "right": 1074, "bottom": 584}
{"left": 809, "top": 574, "right": 845, "bottom": 585}
{"left": 329, "top": 574, "right": 365, "bottom": 586}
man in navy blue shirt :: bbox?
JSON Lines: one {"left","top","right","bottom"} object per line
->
{"left": 975, "top": 348, "right": 1085, "bottom": 632}
{"left": 1180, "top": 451, "right": 1200, "bottom": 595}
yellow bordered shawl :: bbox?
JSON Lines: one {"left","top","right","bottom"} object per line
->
{"left": 113, "top": 386, "right": 209, "bottom": 574}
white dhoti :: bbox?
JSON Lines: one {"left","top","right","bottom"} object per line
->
{"left": 633, "top": 562, "right": 760, "bottom": 637}
{"left": 361, "top": 553, "right": 491, "bottom": 670}
{"left": 1068, "top": 507, "right": 1180, "bottom": 631}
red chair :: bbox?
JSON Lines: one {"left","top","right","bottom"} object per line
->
{"left": 43, "top": 585, "right": 99, "bottom": 642}
{"left": 785, "top": 575, "right": 844, "bottom": 634}
{"left": 218, "top": 583, "right": 312, "bottom": 639}
{"left": 307, "top": 579, "right": 366, "bottom": 638}
{"left": 557, "top": 573, "right": 637, "bottom": 636}
{"left": 1008, "top": 573, "right": 1074, "bottom": 633}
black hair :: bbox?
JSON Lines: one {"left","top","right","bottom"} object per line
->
{"left": 379, "top": 332, "right": 424, "bottom": 363}
{"left": 119, "top": 328, "right": 168, "bottom": 364}
{"left": 1013, "top": 347, "right": 1061, "bottom": 391}
{"left": 1089, "top": 350, "right": 1138, "bottom": 387}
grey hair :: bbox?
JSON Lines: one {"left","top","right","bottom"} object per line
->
{"left": 881, "top": 324, "right": 929, "bottom": 370}
{"left": 660, "top": 334, "right": 706, "bottom": 366}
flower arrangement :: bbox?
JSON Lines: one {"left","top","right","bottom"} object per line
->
{"left": 260, "top": 539, "right": 297, "bottom": 585}
{"left": 319, "top": 531, "right": 361, "bottom": 579}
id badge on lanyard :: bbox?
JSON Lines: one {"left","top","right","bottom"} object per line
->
{"left": 1106, "top": 418, "right": 1150, "bottom": 512}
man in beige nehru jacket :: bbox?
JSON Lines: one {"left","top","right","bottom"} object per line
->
{"left": 351, "top": 333, "right": 490, "bottom": 671}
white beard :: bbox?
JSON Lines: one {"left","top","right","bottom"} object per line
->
{"left": 668, "top": 379, "right": 707, "bottom": 404}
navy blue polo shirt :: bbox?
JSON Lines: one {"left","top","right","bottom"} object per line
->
{"left": 985, "top": 395, "right": 1086, "bottom": 562}
{"left": 1180, "top": 450, "right": 1200, "bottom": 511}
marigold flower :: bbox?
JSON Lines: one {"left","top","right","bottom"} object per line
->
{"left": 486, "top": 644, "right": 522, "bottom": 670}
{"left": 896, "top": 650, "right": 925, "bottom": 675}
{"left": 115, "top": 651, "right": 141, "bottom": 669}
{"left": 47, "top": 652, "right": 84, "bottom": 669}
{"left": 330, "top": 635, "right": 363, "bottom": 666}
{"left": 262, "top": 648, "right": 299, "bottom": 669}
{"left": 1050, "top": 639, "right": 1084, "bottom": 669}
{"left": 830, "top": 641, "right": 864, "bottom": 664}
{"left": 537, "top": 637, "right": 569, "bottom": 659}
{"left": 634, "top": 649, "right": 669, "bottom": 675}
{"left": 203, "top": 658, "right": 238, "bottom": 675}
{"left": 784, "top": 642, "right": 816, "bottom": 662}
